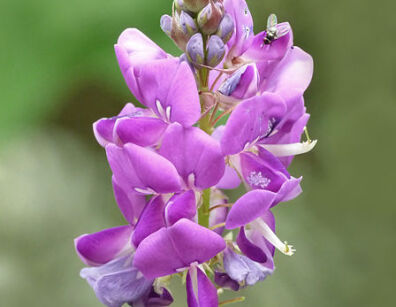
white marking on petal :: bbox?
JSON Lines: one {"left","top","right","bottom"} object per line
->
{"left": 247, "top": 171, "right": 271, "bottom": 188}
{"left": 259, "top": 140, "right": 317, "bottom": 157}
{"left": 188, "top": 173, "right": 196, "bottom": 189}
{"left": 189, "top": 263, "right": 199, "bottom": 300}
{"left": 251, "top": 219, "right": 295, "bottom": 256}
{"left": 134, "top": 187, "right": 156, "bottom": 195}
{"left": 156, "top": 100, "right": 166, "bottom": 120}
{"left": 165, "top": 106, "right": 171, "bottom": 122}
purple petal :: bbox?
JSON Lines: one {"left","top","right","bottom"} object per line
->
{"left": 226, "top": 190, "right": 276, "bottom": 229}
{"left": 132, "top": 196, "right": 166, "bottom": 248}
{"left": 263, "top": 46, "right": 314, "bottom": 101}
{"left": 134, "top": 219, "right": 225, "bottom": 279}
{"left": 273, "top": 176, "right": 302, "bottom": 205}
{"left": 240, "top": 151, "right": 289, "bottom": 193}
{"left": 218, "top": 64, "right": 259, "bottom": 100}
{"left": 165, "top": 190, "right": 197, "bottom": 226}
{"left": 138, "top": 287, "right": 174, "bottom": 306}
{"left": 93, "top": 103, "right": 150, "bottom": 147}
{"left": 236, "top": 227, "right": 267, "bottom": 263}
{"left": 115, "top": 116, "right": 168, "bottom": 147}
{"left": 80, "top": 255, "right": 153, "bottom": 307}
{"left": 224, "top": 0, "right": 254, "bottom": 58}
{"left": 214, "top": 272, "right": 240, "bottom": 291}
{"left": 115, "top": 28, "right": 167, "bottom": 74}
{"left": 221, "top": 93, "right": 286, "bottom": 155}
{"left": 216, "top": 165, "right": 241, "bottom": 189}
{"left": 112, "top": 177, "right": 146, "bottom": 225}
{"left": 159, "top": 124, "right": 225, "bottom": 190}
{"left": 133, "top": 59, "right": 201, "bottom": 127}
{"left": 186, "top": 265, "right": 218, "bottom": 307}
{"left": 75, "top": 226, "right": 133, "bottom": 266}
{"left": 223, "top": 247, "right": 272, "bottom": 286}
{"left": 106, "top": 143, "right": 182, "bottom": 195}
{"left": 243, "top": 23, "right": 293, "bottom": 62}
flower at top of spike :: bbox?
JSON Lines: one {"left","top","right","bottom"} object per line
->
{"left": 75, "top": 0, "right": 316, "bottom": 306}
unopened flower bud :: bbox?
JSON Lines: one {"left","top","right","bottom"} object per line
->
{"left": 160, "top": 15, "right": 172, "bottom": 37}
{"left": 197, "top": 1, "right": 224, "bottom": 35}
{"left": 216, "top": 14, "right": 235, "bottom": 43}
{"left": 179, "top": 11, "right": 198, "bottom": 36}
{"left": 179, "top": 53, "right": 195, "bottom": 72}
{"left": 183, "top": 0, "right": 209, "bottom": 13}
{"left": 206, "top": 35, "right": 225, "bottom": 67}
{"left": 169, "top": 12, "right": 192, "bottom": 51}
{"left": 174, "top": 0, "right": 186, "bottom": 11}
{"left": 186, "top": 33, "right": 205, "bottom": 66}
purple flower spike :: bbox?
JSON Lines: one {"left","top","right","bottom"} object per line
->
{"left": 77, "top": 0, "right": 315, "bottom": 304}
{"left": 160, "top": 123, "right": 225, "bottom": 190}
{"left": 75, "top": 226, "right": 133, "bottom": 267}
{"left": 106, "top": 143, "right": 182, "bottom": 195}
{"left": 186, "top": 33, "right": 205, "bottom": 65}
{"left": 186, "top": 264, "right": 219, "bottom": 307}
{"left": 80, "top": 255, "right": 153, "bottom": 307}
{"left": 206, "top": 35, "right": 226, "bottom": 67}
{"left": 133, "top": 218, "right": 225, "bottom": 279}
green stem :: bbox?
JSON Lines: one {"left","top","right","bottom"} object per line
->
{"left": 198, "top": 188, "right": 211, "bottom": 228}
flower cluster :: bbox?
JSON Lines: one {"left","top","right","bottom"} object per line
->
{"left": 74, "top": 0, "right": 315, "bottom": 306}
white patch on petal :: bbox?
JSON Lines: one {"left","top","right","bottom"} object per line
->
{"left": 188, "top": 173, "right": 196, "bottom": 189}
{"left": 259, "top": 140, "right": 317, "bottom": 157}
{"left": 247, "top": 171, "right": 271, "bottom": 189}
{"left": 165, "top": 106, "right": 171, "bottom": 122}
{"left": 251, "top": 219, "right": 295, "bottom": 256}
{"left": 134, "top": 187, "right": 156, "bottom": 195}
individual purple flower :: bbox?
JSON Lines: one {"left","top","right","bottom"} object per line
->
{"left": 222, "top": 246, "right": 273, "bottom": 286}
{"left": 186, "top": 263, "right": 219, "bottom": 307}
{"left": 80, "top": 255, "right": 153, "bottom": 307}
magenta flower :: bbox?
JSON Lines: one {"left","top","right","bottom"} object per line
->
{"left": 75, "top": 0, "right": 316, "bottom": 306}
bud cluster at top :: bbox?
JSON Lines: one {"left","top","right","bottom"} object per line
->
{"left": 161, "top": 0, "right": 234, "bottom": 69}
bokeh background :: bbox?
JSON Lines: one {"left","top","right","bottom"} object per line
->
{"left": 1, "top": 0, "right": 395, "bottom": 306}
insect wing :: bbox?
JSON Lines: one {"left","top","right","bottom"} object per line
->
{"left": 275, "top": 23, "right": 290, "bottom": 38}
{"left": 267, "top": 14, "right": 278, "bottom": 29}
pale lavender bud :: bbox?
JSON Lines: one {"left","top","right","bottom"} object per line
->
{"left": 197, "top": 1, "right": 224, "bottom": 35}
{"left": 216, "top": 14, "right": 235, "bottom": 43}
{"left": 183, "top": 0, "right": 209, "bottom": 13}
{"left": 206, "top": 35, "right": 225, "bottom": 67}
{"left": 160, "top": 15, "right": 172, "bottom": 37}
{"left": 169, "top": 12, "right": 191, "bottom": 51}
{"left": 174, "top": 0, "right": 186, "bottom": 11}
{"left": 186, "top": 33, "right": 205, "bottom": 65}
{"left": 179, "top": 11, "right": 198, "bottom": 36}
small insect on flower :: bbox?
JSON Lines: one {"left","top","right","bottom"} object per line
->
{"left": 263, "top": 14, "right": 289, "bottom": 44}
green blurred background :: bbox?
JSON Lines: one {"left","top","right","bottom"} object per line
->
{"left": 0, "top": 0, "right": 394, "bottom": 306}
